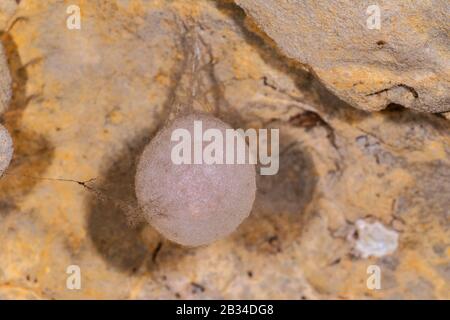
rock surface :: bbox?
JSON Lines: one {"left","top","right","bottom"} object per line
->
{"left": 236, "top": 0, "right": 450, "bottom": 113}
{"left": 0, "top": 0, "right": 448, "bottom": 299}
{"left": 0, "top": 0, "right": 17, "bottom": 31}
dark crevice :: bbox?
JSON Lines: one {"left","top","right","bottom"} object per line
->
{"left": 151, "top": 241, "right": 163, "bottom": 263}
{"left": 383, "top": 103, "right": 406, "bottom": 112}
{"left": 366, "top": 84, "right": 419, "bottom": 99}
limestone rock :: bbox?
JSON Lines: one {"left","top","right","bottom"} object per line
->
{"left": 0, "top": 0, "right": 448, "bottom": 300}
{"left": 235, "top": 0, "right": 450, "bottom": 113}
{"left": 0, "top": 0, "right": 18, "bottom": 31}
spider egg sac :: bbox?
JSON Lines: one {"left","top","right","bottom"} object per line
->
{"left": 0, "top": 42, "right": 13, "bottom": 177}
{"left": 135, "top": 113, "right": 256, "bottom": 246}
{"left": 0, "top": 42, "right": 12, "bottom": 115}
{"left": 0, "top": 124, "right": 13, "bottom": 177}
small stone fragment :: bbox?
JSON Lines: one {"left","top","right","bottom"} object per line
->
{"left": 350, "top": 219, "right": 399, "bottom": 258}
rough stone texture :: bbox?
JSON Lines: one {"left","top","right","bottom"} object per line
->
{"left": 0, "top": 0, "right": 448, "bottom": 300}
{"left": 235, "top": 0, "right": 450, "bottom": 114}
{"left": 0, "top": 0, "right": 18, "bottom": 31}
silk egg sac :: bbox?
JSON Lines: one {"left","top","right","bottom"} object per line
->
{"left": 0, "top": 124, "right": 13, "bottom": 177}
{"left": 135, "top": 113, "right": 256, "bottom": 246}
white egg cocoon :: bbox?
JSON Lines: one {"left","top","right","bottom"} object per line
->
{"left": 0, "top": 42, "right": 12, "bottom": 115}
{"left": 0, "top": 124, "right": 13, "bottom": 177}
{"left": 0, "top": 42, "right": 13, "bottom": 177}
{"left": 135, "top": 113, "right": 256, "bottom": 246}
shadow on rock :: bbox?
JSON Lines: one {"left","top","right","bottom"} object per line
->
{"left": 233, "top": 130, "right": 317, "bottom": 254}
{"left": 86, "top": 129, "right": 157, "bottom": 274}
{"left": 0, "top": 31, "right": 54, "bottom": 214}
{"left": 86, "top": 126, "right": 196, "bottom": 274}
